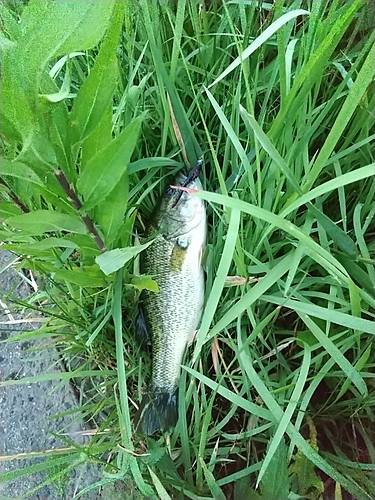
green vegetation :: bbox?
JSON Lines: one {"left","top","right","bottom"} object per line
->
{"left": 1, "top": 0, "right": 374, "bottom": 498}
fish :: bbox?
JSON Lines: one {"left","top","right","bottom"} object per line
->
{"left": 135, "top": 164, "right": 206, "bottom": 435}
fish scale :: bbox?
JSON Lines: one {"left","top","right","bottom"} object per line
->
{"left": 135, "top": 171, "right": 206, "bottom": 435}
{"left": 142, "top": 231, "right": 204, "bottom": 391}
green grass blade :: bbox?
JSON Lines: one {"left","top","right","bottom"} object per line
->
{"left": 304, "top": 41, "right": 375, "bottom": 190}
{"left": 208, "top": 9, "right": 309, "bottom": 88}
{"left": 255, "top": 346, "right": 311, "bottom": 487}
{"left": 298, "top": 314, "right": 367, "bottom": 397}
{"left": 193, "top": 206, "right": 241, "bottom": 362}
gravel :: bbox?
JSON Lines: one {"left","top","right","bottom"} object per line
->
{"left": 0, "top": 250, "right": 120, "bottom": 499}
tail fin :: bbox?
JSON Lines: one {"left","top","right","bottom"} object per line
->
{"left": 135, "top": 391, "right": 178, "bottom": 436}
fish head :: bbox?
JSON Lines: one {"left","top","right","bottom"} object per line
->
{"left": 156, "top": 174, "right": 205, "bottom": 240}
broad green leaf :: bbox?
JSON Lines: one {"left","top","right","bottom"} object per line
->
{"left": 49, "top": 104, "right": 72, "bottom": 180}
{"left": 131, "top": 276, "right": 159, "bottom": 293}
{"left": 1, "top": 2, "right": 115, "bottom": 143}
{"left": 19, "top": 1, "right": 115, "bottom": 77}
{"left": 70, "top": 2, "right": 124, "bottom": 147}
{"left": 52, "top": 266, "right": 106, "bottom": 288}
{"left": 67, "top": 234, "right": 101, "bottom": 258}
{"left": 5, "top": 210, "right": 86, "bottom": 235}
{"left": 87, "top": 107, "right": 128, "bottom": 247}
{"left": 81, "top": 105, "right": 112, "bottom": 169}
{"left": 1, "top": 50, "right": 36, "bottom": 144}
{"left": 3, "top": 237, "right": 78, "bottom": 251}
{"left": 96, "top": 241, "right": 154, "bottom": 275}
{"left": 95, "top": 173, "right": 129, "bottom": 248}
{"left": 0, "top": 244, "right": 53, "bottom": 260}
{"left": 1, "top": 159, "right": 43, "bottom": 186}
{"left": 0, "top": 3, "right": 21, "bottom": 41}
{"left": 0, "top": 202, "right": 23, "bottom": 219}
{"left": 78, "top": 114, "right": 144, "bottom": 211}
{"left": 234, "top": 479, "right": 263, "bottom": 500}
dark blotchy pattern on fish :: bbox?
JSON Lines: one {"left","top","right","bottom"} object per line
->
{"left": 142, "top": 227, "right": 204, "bottom": 392}
{"left": 135, "top": 173, "right": 206, "bottom": 435}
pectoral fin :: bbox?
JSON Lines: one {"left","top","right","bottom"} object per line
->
{"left": 134, "top": 306, "right": 151, "bottom": 347}
{"left": 170, "top": 236, "right": 190, "bottom": 271}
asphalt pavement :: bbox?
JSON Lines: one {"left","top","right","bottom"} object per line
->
{"left": 0, "top": 250, "right": 120, "bottom": 499}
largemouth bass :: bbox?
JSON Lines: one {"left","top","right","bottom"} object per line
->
{"left": 135, "top": 166, "right": 206, "bottom": 435}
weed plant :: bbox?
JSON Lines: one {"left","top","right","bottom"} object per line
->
{"left": 1, "top": 1, "right": 374, "bottom": 499}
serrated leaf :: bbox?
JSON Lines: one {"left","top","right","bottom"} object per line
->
{"left": 78, "top": 114, "right": 144, "bottom": 210}
{"left": 70, "top": 2, "right": 124, "bottom": 146}
{"left": 96, "top": 242, "right": 153, "bottom": 275}
{"left": 5, "top": 210, "right": 86, "bottom": 235}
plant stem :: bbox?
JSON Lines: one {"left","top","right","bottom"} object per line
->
{"left": 54, "top": 168, "right": 106, "bottom": 253}
{"left": 0, "top": 178, "right": 30, "bottom": 213}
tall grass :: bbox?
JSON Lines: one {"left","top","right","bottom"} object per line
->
{"left": 1, "top": 1, "right": 374, "bottom": 498}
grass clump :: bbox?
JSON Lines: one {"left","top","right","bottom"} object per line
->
{"left": 1, "top": 1, "right": 374, "bottom": 499}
